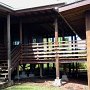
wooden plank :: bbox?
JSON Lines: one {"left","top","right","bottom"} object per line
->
{"left": 22, "top": 49, "right": 86, "bottom": 55}
{"left": 59, "top": 54, "right": 87, "bottom": 57}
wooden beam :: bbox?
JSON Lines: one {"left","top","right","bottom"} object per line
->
{"left": 7, "top": 14, "right": 11, "bottom": 82}
{"left": 55, "top": 18, "right": 59, "bottom": 79}
{"left": 86, "top": 11, "right": 90, "bottom": 90}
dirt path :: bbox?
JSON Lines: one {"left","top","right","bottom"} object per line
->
{"left": 16, "top": 78, "right": 88, "bottom": 90}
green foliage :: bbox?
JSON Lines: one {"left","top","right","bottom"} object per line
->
{"left": 79, "top": 63, "right": 87, "bottom": 69}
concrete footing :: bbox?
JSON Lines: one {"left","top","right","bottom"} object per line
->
{"left": 53, "top": 79, "right": 62, "bottom": 87}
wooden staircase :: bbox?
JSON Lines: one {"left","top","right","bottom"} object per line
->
{"left": 0, "top": 40, "right": 87, "bottom": 81}
{"left": 0, "top": 44, "right": 21, "bottom": 81}
{"left": 0, "top": 44, "right": 8, "bottom": 81}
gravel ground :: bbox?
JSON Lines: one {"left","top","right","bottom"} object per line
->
{"left": 16, "top": 78, "right": 88, "bottom": 90}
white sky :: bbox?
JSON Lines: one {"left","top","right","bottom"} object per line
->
{"left": 0, "top": 0, "right": 78, "bottom": 10}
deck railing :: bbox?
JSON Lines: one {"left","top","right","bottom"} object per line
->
{"left": 21, "top": 40, "right": 87, "bottom": 61}
{"left": 11, "top": 44, "right": 21, "bottom": 72}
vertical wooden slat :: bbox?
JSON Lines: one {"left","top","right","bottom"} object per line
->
{"left": 86, "top": 11, "right": 90, "bottom": 90}
{"left": 7, "top": 14, "right": 11, "bottom": 82}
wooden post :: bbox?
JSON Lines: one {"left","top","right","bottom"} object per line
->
{"left": 55, "top": 18, "right": 59, "bottom": 79}
{"left": 17, "top": 63, "right": 19, "bottom": 80}
{"left": 69, "top": 63, "right": 71, "bottom": 77}
{"left": 72, "top": 63, "right": 74, "bottom": 73}
{"left": 53, "top": 63, "right": 55, "bottom": 68}
{"left": 76, "top": 63, "right": 78, "bottom": 78}
{"left": 7, "top": 14, "right": 11, "bottom": 82}
{"left": 40, "top": 64, "right": 43, "bottom": 78}
{"left": 47, "top": 63, "right": 49, "bottom": 76}
{"left": 20, "top": 20, "right": 22, "bottom": 44}
{"left": 86, "top": 11, "right": 90, "bottom": 90}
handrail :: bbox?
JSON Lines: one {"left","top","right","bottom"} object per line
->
{"left": 11, "top": 44, "right": 21, "bottom": 72}
{"left": 22, "top": 40, "right": 86, "bottom": 45}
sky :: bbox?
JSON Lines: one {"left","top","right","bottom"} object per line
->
{"left": 0, "top": 0, "right": 78, "bottom": 10}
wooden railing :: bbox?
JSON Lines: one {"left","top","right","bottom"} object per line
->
{"left": 21, "top": 40, "right": 87, "bottom": 61}
{"left": 11, "top": 44, "right": 21, "bottom": 72}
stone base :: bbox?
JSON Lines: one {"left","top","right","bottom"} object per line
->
{"left": 19, "top": 71, "right": 28, "bottom": 79}
{"left": 53, "top": 79, "right": 62, "bottom": 87}
{"left": 0, "top": 80, "right": 13, "bottom": 89}
{"left": 7, "top": 80, "right": 14, "bottom": 86}
{"left": 15, "top": 75, "right": 20, "bottom": 79}
{"left": 61, "top": 75, "right": 69, "bottom": 82}
{"left": 29, "top": 74, "right": 35, "bottom": 77}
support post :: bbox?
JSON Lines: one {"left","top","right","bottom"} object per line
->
{"left": 86, "top": 11, "right": 90, "bottom": 90}
{"left": 47, "top": 63, "right": 49, "bottom": 76}
{"left": 53, "top": 63, "right": 55, "bottom": 68}
{"left": 55, "top": 18, "right": 59, "bottom": 79}
{"left": 17, "top": 64, "right": 19, "bottom": 80}
{"left": 76, "top": 63, "right": 78, "bottom": 78}
{"left": 72, "top": 63, "right": 74, "bottom": 73}
{"left": 7, "top": 14, "right": 11, "bottom": 82}
{"left": 69, "top": 63, "right": 71, "bottom": 77}
{"left": 40, "top": 64, "right": 43, "bottom": 78}
{"left": 20, "top": 20, "right": 22, "bottom": 44}
{"left": 53, "top": 17, "right": 61, "bottom": 87}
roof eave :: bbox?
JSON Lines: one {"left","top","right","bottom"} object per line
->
{"left": 59, "top": 0, "right": 90, "bottom": 12}
{"left": 15, "top": 3, "right": 65, "bottom": 14}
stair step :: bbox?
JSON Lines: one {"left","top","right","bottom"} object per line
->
{"left": 0, "top": 63, "right": 7, "bottom": 66}
{"left": 0, "top": 65, "right": 7, "bottom": 67}
{"left": 0, "top": 69, "right": 8, "bottom": 72}
{"left": 0, "top": 73, "right": 8, "bottom": 76}
{"left": 0, "top": 73, "right": 8, "bottom": 79}
{"left": 0, "top": 70, "right": 8, "bottom": 74}
{"left": 0, "top": 66, "right": 8, "bottom": 70}
{"left": 0, "top": 77, "right": 6, "bottom": 80}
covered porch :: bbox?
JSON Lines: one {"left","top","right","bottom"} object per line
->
{"left": 0, "top": 0, "right": 89, "bottom": 88}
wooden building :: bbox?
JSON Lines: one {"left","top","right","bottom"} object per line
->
{"left": 0, "top": 0, "right": 90, "bottom": 89}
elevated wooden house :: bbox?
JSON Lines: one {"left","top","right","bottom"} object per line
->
{"left": 0, "top": 0, "right": 90, "bottom": 89}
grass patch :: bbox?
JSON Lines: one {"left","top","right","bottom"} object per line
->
{"left": 2, "top": 83, "right": 60, "bottom": 90}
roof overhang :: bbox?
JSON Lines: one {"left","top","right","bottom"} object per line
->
{"left": 0, "top": 2, "right": 13, "bottom": 13}
{"left": 58, "top": 0, "right": 90, "bottom": 39}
